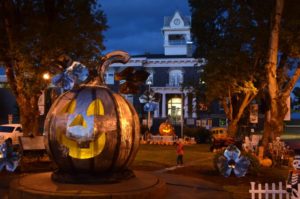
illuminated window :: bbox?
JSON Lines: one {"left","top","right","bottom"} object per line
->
{"left": 167, "top": 97, "right": 182, "bottom": 122}
{"left": 169, "top": 70, "right": 183, "bottom": 86}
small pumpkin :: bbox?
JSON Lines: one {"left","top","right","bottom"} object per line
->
{"left": 159, "top": 120, "right": 175, "bottom": 136}
{"left": 259, "top": 158, "right": 272, "bottom": 167}
{"left": 44, "top": 51, "right": 140, "bottom": 179}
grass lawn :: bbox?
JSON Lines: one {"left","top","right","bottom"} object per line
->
{"left": 132, "top": 144, "right": 291, "bottom": 199}
{"left": 133, "top": 144, "right": 212, "bottom": 170}
{"left": 0, "top": 144, "right": 292, "bottom": 199}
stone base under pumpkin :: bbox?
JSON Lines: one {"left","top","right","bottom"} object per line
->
{"left": 52, "top": 169, "right": 135, "bottom": 184}
{"left": 9, "top": 171, "right": 167, "bottom": 199}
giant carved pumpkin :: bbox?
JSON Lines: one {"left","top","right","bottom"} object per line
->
{"left": 44, "top": 51, "right": 140, "bottom": 182}
{"left": 159, "top": 120, "right": 175, "bottom": 136}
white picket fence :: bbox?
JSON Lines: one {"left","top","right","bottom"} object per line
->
{"left": 250, "top": 182, "right": 300, "bottom": 199}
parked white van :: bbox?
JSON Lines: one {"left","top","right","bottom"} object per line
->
{"left": 0, "top": 124, "right": 23, "bottom": 145}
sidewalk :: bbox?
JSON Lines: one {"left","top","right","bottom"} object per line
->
{"left": 0, "top": 166, "right": 233, "bottom": 199}
{"left": 154, "top": 166, "right": 232, "bottom": 199}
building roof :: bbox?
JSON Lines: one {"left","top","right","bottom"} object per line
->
{"left": 132, "top": 54, "right": 192, "bottom": 59}
{"left": 163, "top": 11, "right": 191, "bottom": 27}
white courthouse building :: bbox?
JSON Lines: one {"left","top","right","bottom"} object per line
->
{"left": 107, "top": 11, "right": 210, "bottom": 132}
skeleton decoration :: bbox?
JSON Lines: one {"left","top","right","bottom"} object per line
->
{"left": 44, "top": 51, "right": 141, "bottom": 183}
{"left": 0, "top": 139, "right": 20, "bottom": 172}
{"left": 287, "top": 155, "right": 300, "bottom": 199}
{"left": 217, "top": 145, "right": 250, "bottom": 177}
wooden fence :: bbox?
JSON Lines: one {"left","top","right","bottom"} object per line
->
{"left": 249, "top": 182, "right": 300, "bottom": 199}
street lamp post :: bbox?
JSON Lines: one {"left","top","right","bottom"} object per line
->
{"left": 181, "top": 92, "right": 184, "bottom": 138}
{"left": 146, "top": 79, "right": 152, "bottom": 132}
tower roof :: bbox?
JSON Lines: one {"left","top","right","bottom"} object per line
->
{"left": 163, "top": 11, "right": 191, "bottom": 27}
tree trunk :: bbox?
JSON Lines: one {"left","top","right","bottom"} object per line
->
{"left": 16, "top": 94, "right": 41, "bottom": 136}
{"left": 227, "top": 119, "right": 238, "bottom": 137}
{"left": 262, "top": 110, "right": 273, "bottom": 148}
{"left": 226, "top": 91, "right": 257, "bottom": 137}
{"left": 264, "top": 0, "right": 284, "bottom": 142}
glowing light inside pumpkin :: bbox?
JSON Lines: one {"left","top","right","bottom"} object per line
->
{"left": 87, "top": 99, "right": 104, "bottom": 116}
{"left": 57, "top": 129, "right": 106, "bottom": 159}
{"left": 159, "top": 121, "right": 175, "bottom": 135}
{"left": 54, "top": 93, "right": 107, "bottom": 159}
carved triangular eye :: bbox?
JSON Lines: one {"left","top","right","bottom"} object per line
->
{"left": 69, "top": 114, "right": 87, "bottom": 128}
{"left": 60, "top": 100, "right": 76, "bottom": 114}
{"left": 87, "top": 99, "right": 104, "bottom": 116}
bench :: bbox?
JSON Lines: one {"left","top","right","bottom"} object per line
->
{"left": 18, "top": 136, "right": 47, "bottom": 158}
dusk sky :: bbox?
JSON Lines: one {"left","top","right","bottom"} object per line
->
{"left": 101, "top": 0, "right": 191, "bottom": 55}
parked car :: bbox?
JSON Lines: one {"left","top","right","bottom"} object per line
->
{"left": 0, "top": 124, "right": 23, "bottom": 146}
{"left": 209, "top": 127, "right": 234, "bottom": 151}
{"left": 210, "top": 127, "right": 228, "bottom": 140}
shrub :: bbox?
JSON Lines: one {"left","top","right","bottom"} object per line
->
{"left": 213, "top": 149, "right": 261, "bottom": 177}
{"left": 242, "top": 152, "right": 261, "bottom": 176}
{"left": 183, "top": 127, "right": 211, "bottom": 143}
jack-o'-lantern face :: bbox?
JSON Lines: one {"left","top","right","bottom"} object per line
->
{"left": 159, "top": 121, "right": 175, "bottom": 135}
{"left": 63, "top": 98, "right": 104, "bottom": 139}
{"left": 55, "top": 90, "right": 109, "bottom": 159}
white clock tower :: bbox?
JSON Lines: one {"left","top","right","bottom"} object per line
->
{"left": 162, "top": 11, "right": 192, "bottom": 56}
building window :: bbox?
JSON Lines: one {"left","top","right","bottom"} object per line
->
{"left": 167, "top": 97, "right": 182, "bottom": 123}
{"left": 169, "top": 70, "right": 183, "bottom": 86}
{"left": 105, "top": 70, "right": 114, "bottom": 85}
{"left": 168, "top": 34, "right": 186, "bottom": 45}
{"left": 124, "top": 94, "right": 133, "bottom": 104}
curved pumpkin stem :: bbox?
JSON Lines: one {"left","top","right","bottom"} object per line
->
{"left": 98, "top": 51, "right": 130, "bottom": 84}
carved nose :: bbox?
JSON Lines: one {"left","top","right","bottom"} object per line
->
{"left": 69, "top": 114, "right": 87, "bottom": 128}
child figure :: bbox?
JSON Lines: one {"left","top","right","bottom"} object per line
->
{"left": 287, "top": 155, "right": 300, "bottom": 199}
{"left": 176, "top": 140, "right": 184, "bottom": 166}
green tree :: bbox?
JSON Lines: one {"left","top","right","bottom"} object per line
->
{"left": 263, "top": 0, "right": 300, "bottom": 145}
{"left": 189, "top": 0, "right": 266, "bottom": 136}
{"left": 0, "top": 0, "right": 107, "bottom": 136}
{"left": 189, "top": 0, "right": 300, "bottom": 141}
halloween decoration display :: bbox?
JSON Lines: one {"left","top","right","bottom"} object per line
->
{"left": 269, "top": 136, "right": 288, "bottom": 167}
{"left": 287, "top": 155, "right": 300, "bottom": 199}
{"left": 259, "top": 158, "right": 272, "bottom": 167}
{"left": 114, "top": 67, "right": 149, "bottom": 94}
{"left": 44, "top": 51, "right": 141, "bottom": 183}
{"left": 159, "top": 120, "right": 175, "bottom": 136}
{"left": 139, "top": 88, "right": 161, "bottom": 112}
{"left": 0, "top": 138, "right": 20, "bottom": 172}
{"left": 51, "top": 59, "right": 89, "bottom": 91}
{"left": 216, "top": 145, "right": 250, "bottom": 177}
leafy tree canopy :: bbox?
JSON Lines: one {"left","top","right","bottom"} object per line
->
{"left": 189, "top": 0, "right": 300, "bottom": 100}
{"left": 0, "top": 0, "right": 107, "bottom": 135}
{"left": 189, "top": 0, "right": 300, "bottom": 136}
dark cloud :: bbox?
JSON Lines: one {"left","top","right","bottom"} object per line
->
{"left": 100, "top": 0, "right": 190, "bottom": 55}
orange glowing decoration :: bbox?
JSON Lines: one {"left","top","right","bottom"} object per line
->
{"left": 259, "top": 158, "right": 272, "bottom": 167}
{"left": 44, "top": 51, "right": 141, "bottom": 183}
{"left": 43, "top": 72, "right": 50, "bottom": 80}
{"left": 159, "top": 120, "right": 175, "bottom": 136}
